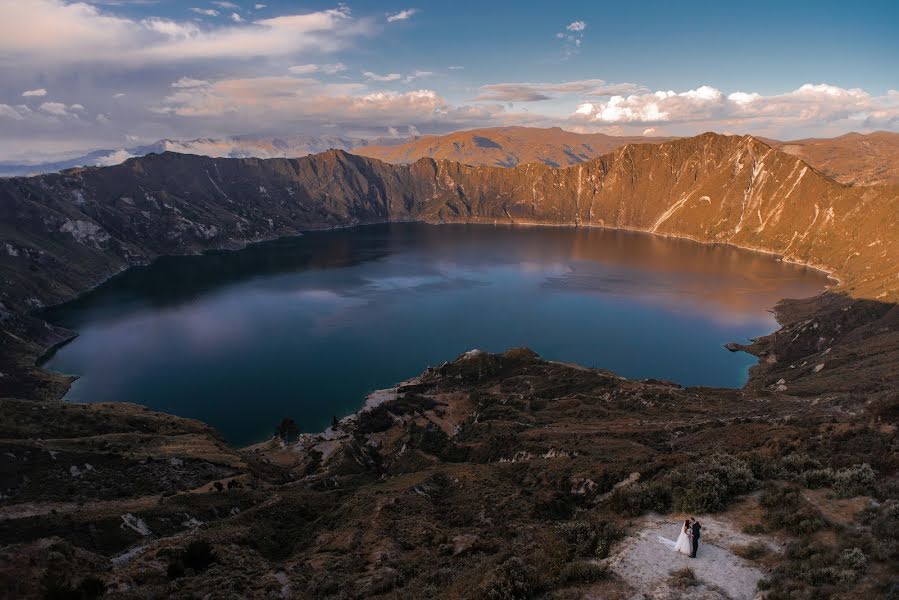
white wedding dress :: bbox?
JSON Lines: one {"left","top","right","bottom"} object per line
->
{"left": 674, "top": 525, "right": 692, "bottom": 555}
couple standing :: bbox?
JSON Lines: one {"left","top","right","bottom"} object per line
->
{"left": 674, "top": 517, "right": 702, "bottom": 558}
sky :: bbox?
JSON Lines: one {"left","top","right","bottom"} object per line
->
{"left": 0, "top": 0, "right": 897, "bottom": 161}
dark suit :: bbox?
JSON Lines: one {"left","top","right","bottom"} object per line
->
{"left": 690, "top": 521, "right": 701, "bottom": 557}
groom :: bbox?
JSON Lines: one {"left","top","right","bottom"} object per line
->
{"left": 689, "top": 517, "right": 702, "bottom": 558}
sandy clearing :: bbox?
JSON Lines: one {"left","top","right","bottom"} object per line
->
{"left": 608, "top": 515, "right": 772, "bottom": 600}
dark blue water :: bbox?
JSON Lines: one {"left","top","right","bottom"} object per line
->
{"left": 43, "top": 224, "right": 827, "bottom": 445}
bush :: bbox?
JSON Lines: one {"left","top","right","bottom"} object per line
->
{"left": 759, "top": 486, "right": 825, "bottom": 535}
{"left": 734, "top": 541, "right": 768, "bottom": 560}
{"left": 605, "top": 480, "right": 671, "bottom": 516}
{"left": 555, "top": 520, "right": 622, "bottom": 559}
{"left": 780, "top": 453, "right": 876, "bottom": 497}
{"left": 481, "top": 557, "right": 538, "bottom": 600}
{"left": 671, "top": 453, "right": 756, "bottom": 513}
{"left": 833, "top": 464, "right": 876, "bottom": 497}
{"left": 742, "top": 523, "right": 766, "bottom": 534}
{"left": 669, "top": 567, "right": 698, "bottom": 590}
{"left": 780, "top": 452, "right": 822, "bottom": 476}
{"left": 558, "top": 561, "right": 609, "bottom": 584}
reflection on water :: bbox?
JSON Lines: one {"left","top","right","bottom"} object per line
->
{"left": 43, "top": 224, "right": 827, "bottom": 445}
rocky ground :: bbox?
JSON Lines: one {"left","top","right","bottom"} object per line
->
{"left": 0, "top": 292, "right": 896, "bottom": 598}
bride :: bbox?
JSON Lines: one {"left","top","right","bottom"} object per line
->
{"left": 674, "top": 519, "right": 692, "bottom": 555}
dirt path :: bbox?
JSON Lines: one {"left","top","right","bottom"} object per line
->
{"left": 608, "top": 515, "right": 771, "bottom": 600}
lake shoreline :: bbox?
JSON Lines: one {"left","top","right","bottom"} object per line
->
{"left": 36, "top": 221, "right": 828, "bottom": 448}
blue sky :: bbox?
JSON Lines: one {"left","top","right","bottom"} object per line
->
{"left": 0, "top": 0, "right": 897, "bottom": 160}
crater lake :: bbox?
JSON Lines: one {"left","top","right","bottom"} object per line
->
{"left": 42, "top": 223, "right": 829, "bottom": 445}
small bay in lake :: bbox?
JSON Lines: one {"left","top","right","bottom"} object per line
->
{"left": 43, "top": 223, "right": 828, "bottom": 445}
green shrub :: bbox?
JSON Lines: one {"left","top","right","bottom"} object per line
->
{"left": 558, "top": 561, "right": 609, "bottom": 584}
{"left": 742, "top": 523, "right": 766, "bottom": 534}
{"left": 833, "top": 464, "right": 876, "bottom": 497}
{"left": 780, "top": 452, "right": 823, "bottom": 476}
{"left": 671, "top": 453, "right": 756, "bottom": 513}
{"left": 798, "top": 467, "right": 836, "bottom": 488}
{"left": 481, "top": 557, "right": 538, "bottom": 600}
{"left": 759, "top": 486, "right": 825, "bottom": 535}
{"left": 605, "top": 480, "right": 671, "bottom": 516}
{"left": 555, "top": 520, "right": 622, "bottom": 559}
{"left": 734, "top": 541, "right": 768, "bottom": 560}
{"left": 669, "top": 567, "right": 698, "bottom": 590}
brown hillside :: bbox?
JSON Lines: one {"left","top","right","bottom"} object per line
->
{"left": 357, "top": 126, "right": 899, "bottom": 187}
{"left": 772, "top": 130, "right": 899, "bottom": 186}
{"left": 353, "top": 126, "right": 673, "bottom": 168}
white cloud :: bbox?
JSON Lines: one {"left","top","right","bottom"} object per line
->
{"left": 404, "top": 70, "right": 433, "bottom": 83}
{"left": 94, "top": 148, "right": 136, "bottom": 166}
{"left": 151, "top": 75, "right": 508, "bottom": 132}
{"left": 212, "top": 1, "right": 238, "bottom": 8}
{"left": 22, "top": 88, "right": 48, "bottom": 97}
{"left": 230, "top": 12, "right": 243, "bottom": 23}
{"left": 0, "top": 104, "right": 27, "bottom": 120}
{"left": 39, "top": 101, "right": 81, "bottom": 116}
{"left": 172, "top": 77, "right": 211, "bottom": 88}
{"left": 254, "top": 3, "right": 266, "bottom": 9}
{"left": 386, "top": 8, "right": 417, "bottom": 23}
{"left": 0, "top": 1, "right": 371, "bottom": 65}
{"left": 566, "top": 21, "right": 586, "bottom": 32}
{"left": 448, "top": 65, "right": 464, "bottom": 70}
{"left": 190, "top": 8, "right": 219, "bottom": 17}
{"left": 477, "top": 79, "right": 645, "bottom": 102}
{"left": 288, "top": 62, "right": 346, "bottom": 75}
{"left": 364, "top": 71, "right": 402, "bottom": 82}
{"left": 571, "top": 83, "right": 899, "bottom": 133}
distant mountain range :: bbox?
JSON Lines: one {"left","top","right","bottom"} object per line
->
{"left": 0, "top": 134, "right": 403, "bottom": 178}
{"left": 4, "top": 127, "right": 899, "bottom": 188}
{"left": 353, "top": 126, "right": 673, "bottom": 168}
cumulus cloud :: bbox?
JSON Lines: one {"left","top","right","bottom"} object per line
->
{"left": 150, "top": 75, "right": 509, "bottom": 132}
{"left": 230, "top": 13, "right": 242, "bottom": 23}
{"left": 0, "top": 1, "right": 372, "bottom": 65}
{"left": 386, "top": 8, "right": 417, "bottom": 22}
{"left": 0, "top": 104, "right": 28, "bottom": 120}
{"left": 476, "top": 79, "right": 645, "bottom": 102}
{"left": 94, "top": 148, "right": 136, "bottom": 166}
{"left": 22, "top": 88, "right": 48, "bottom": 97}
{"left": 571, "top": 83, "right": 899, "bottom": 133}
{"left": 363, "top": 71, "right": 402, "bottom": 82}
{"left": 288, "top": 63, "right": 347, "bottom": 75}
{"left": 190, "top": 8, "right": 219, "bottom": 17}
{"left": 557, "top": 20, "right": 587, "bottom": 58}
{"left": 39, "top": 101, "right": 84, "bottom": 116}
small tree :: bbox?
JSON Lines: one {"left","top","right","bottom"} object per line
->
{"left": 275, "top": 417, "right": 299, "bottom": 444}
